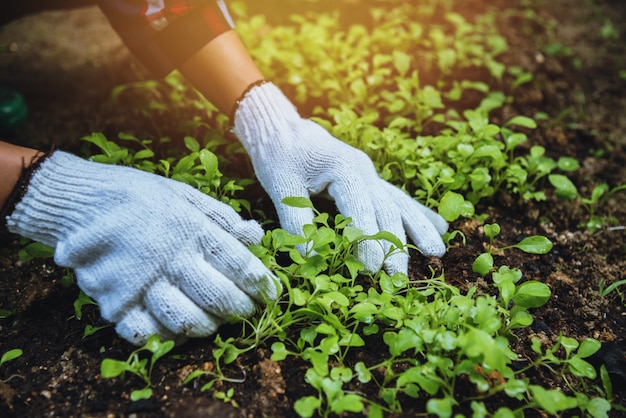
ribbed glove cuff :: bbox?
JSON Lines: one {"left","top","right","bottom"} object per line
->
{"left": 1, "top": 151, "right": 51, "bottom": 226}
{"left": 5, "top": 151, "right": 121, "bottom": 247}
{"left": 232, "top": 82, "right": 302, "bottom": 153}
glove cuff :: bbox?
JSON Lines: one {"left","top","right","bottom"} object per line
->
{"left": 230, "top": 79, "right": 268, "bottom": 121}
{"left": 5, "top": 151, "right": 122, "bottom": 247}
{"left": 232, "top": 81, "right": 302, "bottom": 154}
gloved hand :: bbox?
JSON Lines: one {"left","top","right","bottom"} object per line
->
{"left": 233, "top": 82, "right": 448, "bottom": 275}
{"left": 5, "top": 151, "right": 279, "bottom": 345}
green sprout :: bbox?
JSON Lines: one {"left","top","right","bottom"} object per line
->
{"left": 100, "top": 334, "right": 175, "bottom": 401}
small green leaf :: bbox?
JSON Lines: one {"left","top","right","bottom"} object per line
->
{"left": 183, "top": 369, "right": 207, "bottom": 385}
{"left": 427, "top": 397, "right": 454, "bottom": 417}
{"left": 590, "top": 184, "right": 609, "bottom": 203}
{"left": 392, "top": 50, "right": 411, "bottom": 76}
{"left": 585, "top": 397, "right": 611, "bottom": 418}
{"left": 600, "top": 364, "right": 613, "bottom": 401}
{"left": 557, "top": 157, "right": 580, "bottom": 172}
{"left": 493, "top": 407, "right": 517, "bottom": 418}
{"left": 513, "top": 281, "right": 551, "bottom": 308}
{"left": 483, "top": 223, "right": 501, "bottom": 240}
{"left": 282, "top": 196, "right": 314, "bottom": 209}
{"left": 506, "top": 115, "right": 537, "bottom": 129}
{"left": 83, "top": 324, "right": 109, "bottom": 338}
{"left": 439, "top": 191, "right": 475, "bottom": 222}
{"left": 0, "top": 349, "right": 23, "bottom": 367}
{"left": 294, "top": 396, "right": 321, "bottom": 418}
{"left": 342, "top": 226, "right": 363, "bottom": 243}
{"left": 151, "top": 340, "right": 175, "bottom": 364}
{"left": 549, "top": 174, "right": 578, "bottom": 200}
{"left": 529, "top": 385, "right": 578, "bottom": 414}
{"left": 292, "top": 288, "right": 310, "bottom": 306}
{"left": 329, "top": 366, "right": 353, "bottom": 383}
{"left": 354, "top": 362, "right": 372, "bottom": 383}
{"left": 366, "top": 230, "right": 404, "bottom": 251}
{"left": 18, "top": 242, "right": 54, "bottom": 261}
{"left": 577, "top": 338, "right": 601, "bottom": 358}
{"left": 503, "top": 378, "right": 528, "bottom": 398}
{"left": 0, "top": 309, "right": 14, "bottom": 319}
{"left": 509, "top": 307, "right": 534, "bottom": 329}
{"left": 130, "top": 387, "right": 153, "bottom": 401}
{"left": 350, "top": 79, "right": 367, "bottom": 99}
{"left": 270, "top": 342, "right": 290, "bottom": 361}
{"left": 472, "top": 253, "right": 494, "bottom": 276}
{"left": 134, "top": 149, "right": 154, "bottom": 160}
{"left": 367, "top": 404, "right": 384, "bottom": 418}
{"left": 513, "top": 236, "right": 553, "bottom": 254}
{"left": 183, "top": 136, "right": 200, "bottom": 152}
{"left": 568, "top": 357, "right": 596, "bottom": 379}
{"left": 331, "top": 394, "right": 365, "bottom": 414}
{"left": 144, "top": 334, "right": 163, "bottom": 353}
{"left": 531, "top": 338, "right": 543, "bottom": 354}
{"left": 199, "top": 149, "right": 219, "bottom": 179}
{"left": 560, "top": 336, "right": 579, "bottom": 353}
{"left": 73, "top": 291, "right": 96, "bottom": 320}
{"left": 100, "top": 358, "right": 129, "bottom": 378}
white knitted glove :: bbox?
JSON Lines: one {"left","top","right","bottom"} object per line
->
{"left": 233, "top": 82, "right": 448, "bottom": 274}
{"left": 5, "top": 151, "right": 279, "bottom": 345}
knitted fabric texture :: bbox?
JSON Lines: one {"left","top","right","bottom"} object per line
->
{"left": 1, "top": 151, "right": 51, "bottom": 227}
{"left": 6, "top": 151, "right": 278, "bottom": 345}
{"left": 233, "top": 82, "right": 448, "bottom": 275}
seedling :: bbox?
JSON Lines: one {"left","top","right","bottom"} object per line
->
{"left": 599, "top": 278, "right": 626, "bottom": 307}
{"left": 472, "top": 222, "right": 553, "bottom": 276}
{"left": 0, "top": 349, "right": 23, "bottom": 382}
{"left": 25, "top": 0, "right": 615, "bottom": 415}
{"left": 17, "top": 240, "right": 54, "bottom": 261}
{"left": 549, "top": 175, "right": 626, "bottom": 231}
{"left": 81, "top": 131, "right": 253, "bottom": 214}
{"left": 100, "top": 334, "right": 174, "bottom": 401}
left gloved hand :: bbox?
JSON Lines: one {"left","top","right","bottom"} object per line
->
{"left": 233, "top": 82, "right": 448, "bottom": 275}
{"left": 4, "top": 151, "right": 280, "bottom": 345}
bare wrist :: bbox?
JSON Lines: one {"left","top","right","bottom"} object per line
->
{"left": 0, "top": 141, "right": 45, "bottom": 213}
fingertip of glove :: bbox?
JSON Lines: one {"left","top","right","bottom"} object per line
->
{"left": 245, "top": 268, "right": 282, "bottom": 306}
{"left": 433, "top": 217, "right": 449, "bottom": 236}
{"left": 263, "top": 273, "right": 283, "bottom": 301}
{"left": 115, "top": 307, "right": 174, "bottom": 346}
{"left": 233, "top": 219, "right": 265, "bottom": 246}
{"left": 383, "top": 251, "right": 409, "bottom": 277}
{"left": 357, "top": 240, "right": 386, "bottom": 275}
{"left": 421, "top": 240, "right": 447, "bottom": 258}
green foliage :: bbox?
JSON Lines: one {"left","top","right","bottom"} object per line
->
{"left": 17, "top": 240, "right": 54, "bottom": 261}
{"left": 233, "top": 1, "right": 564, "bottom": 211}
{"left": 0, "top": 349, "right": 22, "bottom": 370}
{"left": 548, "top": 175, "right": 626, "bottom": 231}
{"left": 17, "top": 238, "right": 74, "bottom": 286}
{"left": 69, "top": 0, "right": 617, "bottom": 415}
{"left": 180, "top": 202, "right": 612, "bottom": 417}
{"left": 472, "top": 222, "right": 553, "bottom": 276}
{"left": 599, "top": 19, "right": 619, "bottom": 41}
{"left": 110, "top": 71, "right": 232, "bottom": 138}
{"left": 100, "top": 334, "right": 175, "bottom": 401}
{"left": 0, "top": 348, "right": 23, "bottom": 383}
{"left": 81, "top": 132, "right": 253, "bottom": 214}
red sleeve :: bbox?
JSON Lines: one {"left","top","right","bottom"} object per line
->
{"left": 98, "top": 0, "right": 234, "bottom": 77}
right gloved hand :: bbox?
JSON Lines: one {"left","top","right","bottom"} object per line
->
{"left": 233, "top": 82, "right": 447, "bottom": 275}
{"left": 4, "top": 151, "right": 279, "bottom": 345}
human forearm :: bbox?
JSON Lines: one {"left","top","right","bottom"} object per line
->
{"left": 0, "top": 141, "right": 42, "bottom": 209}
{"left": 178, "top": 30, "right": 264, "bottom": 116}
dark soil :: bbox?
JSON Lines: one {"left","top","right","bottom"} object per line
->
{"left": 1, "top": 0, "right": 626, "bottom": 417}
